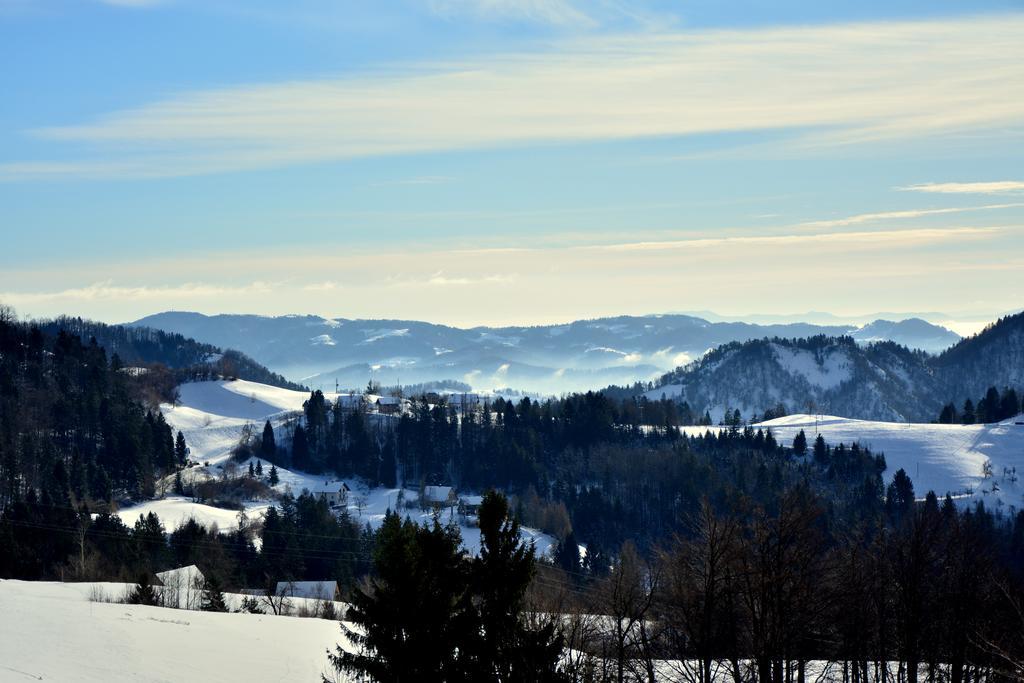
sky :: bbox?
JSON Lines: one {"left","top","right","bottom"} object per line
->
{"left": 1, "top": 0, "right": 1022, "bottom": 330}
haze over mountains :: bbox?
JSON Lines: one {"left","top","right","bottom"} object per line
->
{"left": 131, "top": 311, "right": 961, "bottom": 395}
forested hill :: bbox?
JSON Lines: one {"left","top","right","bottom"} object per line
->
{"left": 930, "top": 310, "right": 1024, "bottom": 404}
{"left": 0, "top": 314, "right": 183, "bottom": 506}
{"left": 37, "top": 315, "right": 305, "bottom": 391}
{"left": 644, "top": 311, "right": 1024, "bottom": 423}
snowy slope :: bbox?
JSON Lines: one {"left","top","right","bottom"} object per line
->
{"left": 154, "top": 380, "right": 556, "bottom": 557}
{"left": 0, "top": 580, "right": 348, "bottom": 683}
{"left": 757, "top": 414, "right": 1024, "bottom": 506}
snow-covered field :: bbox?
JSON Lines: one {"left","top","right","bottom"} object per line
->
{"left": 0, "top": 579, "right": 349, "bottom": 683}
{"left": 143, "top": 379, "right": 556, "bottom": 557}
{"left": 756, "top": 414, "right": 1024, "bottom": 508}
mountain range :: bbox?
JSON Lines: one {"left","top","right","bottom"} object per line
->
{"left": 130, "top": 311, "right": 961, "bottom": 394}
{"left": 646, "top": 311, "right": 1024, "bottom": 422}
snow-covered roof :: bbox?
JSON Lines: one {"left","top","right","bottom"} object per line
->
{"left": 276, "top": 581, "right": 337, "bottom": 601}
{"left": 156, "top": 565, "right": 205, "bottom": 609}
{"left": 156, "top": 564, "right": 204, "bottom": 586}
{"left": 460, "top": 494, "right": 484, "bottom": 506}
{"left": 424, "top": 485, "right": 454, "bottom": 503}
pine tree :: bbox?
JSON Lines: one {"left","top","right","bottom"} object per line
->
{"left": 248, "top": 461, "right": 255, "bottom": 478}
{"left": 128, "top": 573, "right": 160, "bottom": 606}
{"left": 175, "top": 431, "right": 188, "bottom": 467}
{"left": 471, "top": 491, "right": 565, "bottom": 680}
{"left": 292, "top": 425, "right": 310, "bottom": 472}
{"left": 328, "top": 512, "right": 477, "bottom": 680}
{"left": 268, "top": 465, "right": 279, "bottom": 486}
{"left": 261, "top": 421, "right": 276, "bottom": 460}
{"left": 792, "top": 429, "right": 808, "bottom": 456}
{"left": 885, "top": 468, "right": 915, "bottom": 523}
{"left": 173, "top": 471, "right": 184, "bottom": 495}
{"left": 201, "top": 575, "right": 228, "bottom": 612}
{"left": 961, "top": 399, "right": 976, "bottom": 425}
{"left": 255, "top": 460, "right": 264, "bottom": 478}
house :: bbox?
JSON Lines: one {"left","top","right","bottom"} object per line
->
{"left": 423, "top": 485, "right": 457, "bottom": 508}
{"left": 311, "top": 482, "right": 350, "bottom": 507}
{"left": 450, "top": 393, "right": 481, "bottom": 414}
{"left": 334, "top": 394, "right": 365, "bottom": 413}
{"left": 375, "top": 396, "right": 406, "bottom": 415}
{"left": 156, "top": 565, "right": 205, "bottom": 610}
{"left": 276, "top": 580, "right": 339, "bottom": 602}
{"left": 458, "top": 494, "right": 484, "bottom": 517}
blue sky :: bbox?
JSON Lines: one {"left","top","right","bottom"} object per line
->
{"left": 1, "top": 0, "right": 1022, "bottom": 329}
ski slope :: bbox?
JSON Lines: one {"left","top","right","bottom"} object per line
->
{"left": 0, "top": 579, "right": 349, "bottom": 683}
{"left": 758, "top": 414, "right": 1024, "bottom": 506}
{"left": 151, "top": 379, "right": 556, "bottom": 557}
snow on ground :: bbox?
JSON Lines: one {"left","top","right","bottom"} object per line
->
{"left": 116, "top": 496, "right": 272, "bottom": 534}
{"left": 758, "top": 414, "right": 1024, "bottom": 508}
{"left": 155, "top": 380, "right": 557, "bottom": 556}
{"left": 770, "top": 344, "right": 852, "bottom": 390}
{"left": 0, "top": 579, "right": 350, "bottom": 683}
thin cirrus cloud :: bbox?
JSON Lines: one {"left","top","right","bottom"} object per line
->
{"left": 0, "top": 224, "right": 1015, "bottom": 324}
{"left": 2, "top": 14, "right": 1023, "bottom": 181}
{"left": 796, "top": 203, "right": 1024, "bottom": 230}
{"left": 898, "top": 181, "right": 1024, "bottom": 195}
{"left": 426, "top": 0, "right": 595, "bottom": 27}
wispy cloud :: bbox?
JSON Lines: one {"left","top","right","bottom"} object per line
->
{"left": 3, "top": 14, "right": 1022, "bottom": 180}
{"left": 426, "top": 0, "right": 594, "bottom": 27}
{"left": 595, "top": 226, "right": 1001, "bottom": 252}
{"left": 898, "top": 181, "right": 1024, "bottom": 195}
{"left": 797, "top": 203, "right": 1024, "bottom": 229}
{"left": 2, "top": 224, "right": 1017, "bottom": 326}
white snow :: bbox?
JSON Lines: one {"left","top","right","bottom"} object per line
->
{"left": 310, "top": 333, "right": 337, "bottom": 346}
{"left": 117, "top": 496, "right": 271, "bottom": 535}
{"left": 770, "top": 344, "right": 853, "bottom": 390}
{"left": 758, "top": 414, "right": 1024, "bottom": 507}
{"left": 0, "top": 580, "right": 349, "bottom": 683}
{"left": 361, "top": 328, "right": 409, "bottom": 344}
{"left": 157, "top": 379, "right": 557, "bottom": 557}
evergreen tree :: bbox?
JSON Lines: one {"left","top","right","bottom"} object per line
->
{"left": 328, "top": 512, "right": 476, "bottom": 681}
{"left": 248, "top": 461, "right": 255, "bottom": 478}
{"left": 201, "top": 575, "right": 229, "bottom": 612}
{"left": 471, "top": 491, "right": 565, "bottom": 680}
{"left": 885, "top": 468, "right": 915, "bottom": 523}
{"left": 128, "top": 573, "right": 160, "bottom": 606}
{"left": 173, "top": 471, "right": 184, "bottom": 495}
{"left": 255, "top": 460, "right": 264, "bottom": 478}
{"left": 175, "top": 431, "right": 188, "bottom": 467}
{"left": 260, "top": 421, "right": 276, "bottom": 460}
{"left": 813, "top": 434, "right": 828, "bottom": 464}
{"left": 961, "top": 399, "right": 976, "bottom": 425}
{"left": 292, "top": 425, "right": 310, "bottom": 472}
{"left": 556, "top": 531, "right": 581, "bottom": 573}
{"left": 792, "top": 429, "right": 808, "bottom": 456}
{"left": 268, "top": 465, "right": 279, "bottom": 487}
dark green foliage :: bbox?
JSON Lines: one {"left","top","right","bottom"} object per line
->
{"left": 128, "top": 574, "right": 160, "bottom": 606}
{"left": 330, "top": 512, "right": 476, "bottom": 681}
{"left": 201, "top": 574, "right": 229, "bottom": 612}
{"left": 260, "top": 421, "right": 276, "bottom": 460}
{"left": 792, "top": 429, "right": 807, "bottom": 455}
{"left": 329, "top": 492, "right": 565, "bottom": 682}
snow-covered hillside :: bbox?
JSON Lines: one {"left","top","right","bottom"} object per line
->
{"left": 726, "top": 414, "right": 1023, "bottom": 507}
{"left": 136, "top": 379, "right": 556, "bottom": 556}
{"left": 0, "top": 580, "right": 347, "bottom": 682}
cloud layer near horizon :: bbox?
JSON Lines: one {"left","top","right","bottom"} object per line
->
{"left": 2, "top": 221, "right": 1019, "bottom": 326}
{"left": 3, "top": 14, "right": 1023, "bottom": 180}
